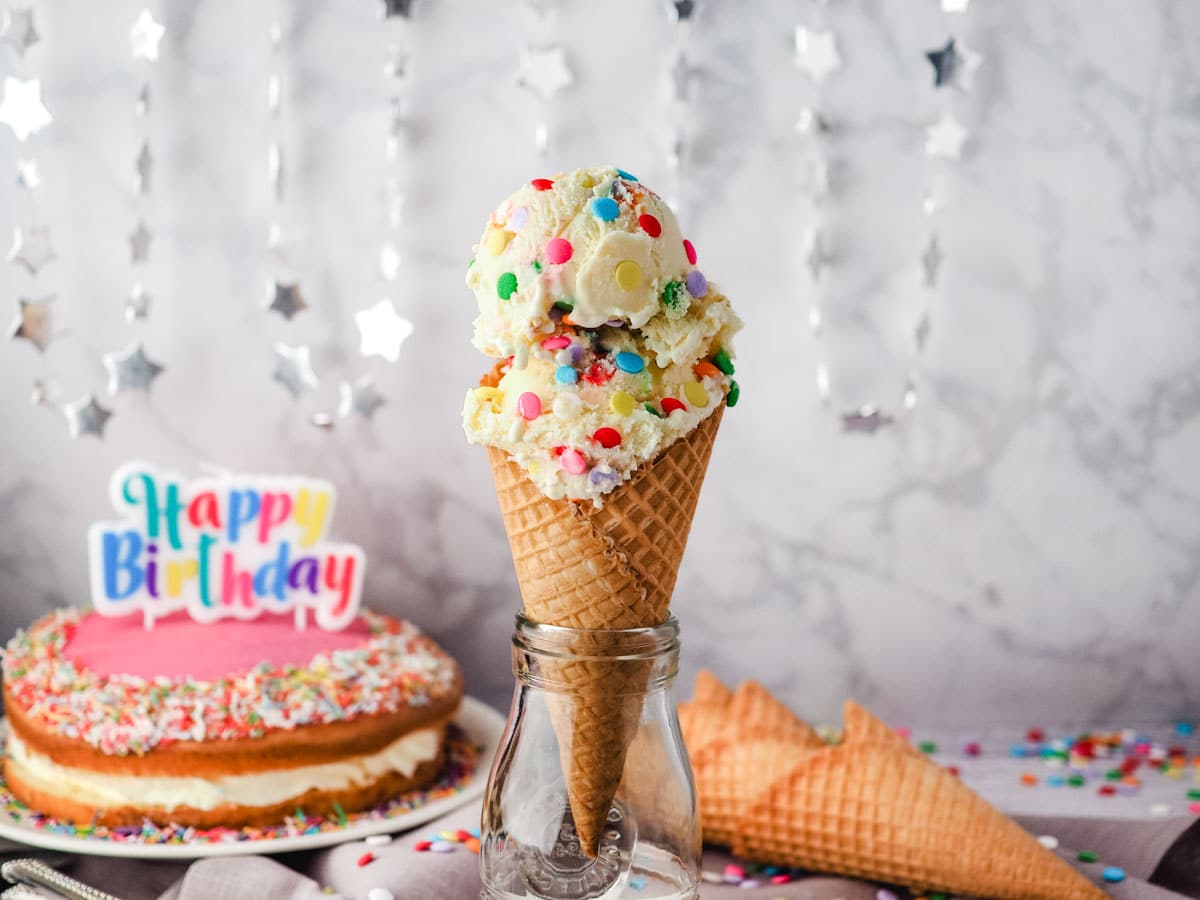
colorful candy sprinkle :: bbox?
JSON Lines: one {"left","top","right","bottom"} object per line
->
{"left": 611, "top": 391, "right": 636, "bottom": 416}
{"left": 693, "top": 360, "right": 719, "bottom": 379}
{"left": 509, "top": 207, "right": 528, "bottom": 231}
{"left": 638, "top": 214, "right": 662, "bottom": 237}
{"left": 877, "top": 891, "right": 898, "bottom": 900}
{"left": 367, "top": 889, "right": 394, "bottom": 900}
{"left": 962, "top": 740, "right": 982, "bottom": 757}
{"left": 430, "top": 841, "right": 455, "bottom": 854}
{"left": 1037, "top": 834, "right": 1059, "bottom": 850}
{"left": 614, "top": 260, "right": 642, "bottom": 291}
{"left": 684, "top": 382, "right": 708, "bottom": 407}
{"left": 542, "top": 335, "right": 570, "bottom": 351}
{"left": 919, "top": 740, "right": 938, "bottom": 754}
{"left": 365, "top": 834, "right": 392, "bottom": 847}
{"left": 1067, "top": 774, "right": 1086, "bottom": 787}
{"left": 713, "top": 347, "right": 734, "bottom": 375}
{"left": 683, "top": 239, "right": 697, "bottom": 264}
{"left": 644, "top": 402, "right": 664, "bottom": 418}
{"left": 661, "top": 280, "right": 686, "bottom": 313}
{"left": 1077, "top": 851, "right": 1098, "bottom": 862}
{"left": 661, "top": 397, "right": 686, "bottom": 415}
{"left": 590, "top": 197, "right": 619, "bottom": 221}
{"left": 727, "top": 380, "right": 740, "bottom": 407}
{"left": 555, "top": 366, "right": 578, "bottom": 385}
{"left": 1020, "top": 773, "right": 1038, "bottom": 786}
{"left": 473, "top": 386, "right": 503, "bottom": 410}
{"left": 686, "top": 270, "right": 708, "bottom": 298}
{"left": 497, "top": 272, "right": 518, "bottom": 300}
{"left": 414, "top": 840, "right": 432, "bottom": 852}
{"left": 485, "top": 229, "right": 511, "bottom": 255}
{"left": 615, "top": 351, "right": 644, "bottom": 373}
{"left": 545, "top": 237, "right": 572, "bottom": 264}
{"left": 561, "top": 448, "right": 587, "bottom": 475}
{"left": 593, "top": 427, "right": 621, "bottom": 448}
{"left": 531, "top": 178, "right": 554, "bottom": 190}
{"left": 357, "top": 852, "right": 375, "bottom": 867}
{"left": 517, "top": 392, "right": 542, "bottom": 420}
{"left": 616, "top": 168, "right": 638, "bottom": 181}
{"left": 1102, "top": 867, "right": 1125, "bottom": 883}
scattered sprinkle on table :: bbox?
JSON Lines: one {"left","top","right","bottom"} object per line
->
{"left": 365, "top": 834, "right": 392, "bottom": 847}
{"left": 1102, "top": 866, "right": 1126, "bottom": 883}
{"left": 1037, "top": 834, "right": 1059, "bottom": 850}
{"left": 1077, "top": 850, "right": 1098, "bottom": 863}
{"left": 356, "top": 851, "right": 375, "bottom": 867}
{"left": 876, "top": 890, "right": 898, "bottom": 900}
{"left": 367, "top": 890, "right": 394, "bottom": 900}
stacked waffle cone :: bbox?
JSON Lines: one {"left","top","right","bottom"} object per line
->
{"left": 681, "top": 673, "right": 1108, "bottom": 900}
{"left": 487, "top": 403, "right": 725, "bottom": 857}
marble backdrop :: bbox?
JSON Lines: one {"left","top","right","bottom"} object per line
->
{"left": 0, "top": 0, "right": 1196, "bottom": 726}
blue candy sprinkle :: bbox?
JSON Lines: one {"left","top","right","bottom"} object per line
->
{"left": 1045, "top": 775, "right": 1066, "bottom": 787}
{"left": 1176, "top": 722, "right": 1194, "bottom": 737}
{"left": 1102, "top": 867, "right": 1125, "bottom": 883}
{"left": 616, "top": 168, "right": 638, "bottom": 181}
{"left": 590, "top": 197, "right": 620, "bottom": 221}
{"left": 629, "top": 874, "right": 647, "bottom": 890}
{"left": 1009, "top": 744, "right": 1029, "bottom": 758}
{"left": 555, "top": 365, "right": 578, "bottom": 385}
{"left": 614, "top": 351, "right": 644, "bottom": 374}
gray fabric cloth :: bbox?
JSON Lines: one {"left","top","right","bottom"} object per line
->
{"left": 0, "top": 806, "right": 1194, "bottom": 900}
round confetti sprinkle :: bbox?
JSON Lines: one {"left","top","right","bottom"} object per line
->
{"left": 1020, "top": 772, "right": 1038, "bottom": 786}
{"left": 661, "top": 280, "right": 686, "bottom": 313}
{"left": 662, "top": 397, "right": 686, "bottom": 415}
{"left": 877, "top": 891, "right": 899, "bottom": 900}
{"left": 1102, "top": 867, "right": 1125, "bottom": 883}
{"left": 727, "top": 380, "right": 740, "bottom": 407}
{"left": 357, "top": 851, "right": 375, "bottom": 866}
{"left": 693, "top": 360, "right": 720, "bottom": 379}
{"left": 1067, "top": 774, "right": 1086, "bottom": 787}
{"left": 684, "top": 381, "right": 708, "bottom": 407}
{"left": 497, "top": 272, "right": 518, "bottom": 300}
{"left": 365, "top": 834, "right": 392, "bottom": 847}
{"left": 962, "top": 740, "right": 982, "bottom": 757}
{"left": 593, "top": 427, "right": 621, "bottom": 448}
{"left": 683, "top": 239, "right": 697, "bottom": 265}
{"left": 919, "top": 740, "right": 938, "bottom": 754}
{"left": 430, "top": 841, "right": 455, "bottom": 853}
{"left": 610, "top": 391, "right": 636, "bottom": 416}
{"left": 555, "top": 365, "right": 578, "bottom": 385}
{"left": 368, "top": 890, "right": 395, "bottom": 900}
{"left": 616, "top": 168, "right": 638, "bottom": 181}
{"left": 510, "top": 207, "right": 528, "bottom": 232}
{"left": 615, "top": 351, "right": 644, "bottom": 373}
{"left": 590, "top": 467, "right": 619, "bottom": 488}
{"left": 531, "top": 178, "right": 554, "bottom": 190}
{"left": 1099, "top": 784, "right": 1116, "bottom": 796}
{"left": 1150, "top": 803, "right": 1171, "bottom": 817}
{"left": 485, "top": 229, "right": 511, "bottom": 255}
{"left": 1176, "top": 722, "right": 1194, "bottom": 736}
{"left": 629, "top": 874, "right": 647, "bottom": 890}
{"left": 542, "top": 337, "right": 570, "bottom": 353}
{"left": 561, "top": 448, "right": 587, "bottom": 475}
{"left": 1037, "top": 834, "right": 1059, "bottom": 850}
{"left": 591, "top": 197, "right": 620, "bottom": 221}
{"left": 517, "top": 392, "right": 542, "bottom": 420}
{"left": 1045, "top": 774, "right": 1066, "bottom": 787}
{"left": 474, "top": 386, "right": 503, "bottom": 410}
{"left": 1077, "top": 851, "right": 1098, "bottom": 863}
{"left": 414, "top": 840, "right": 431, "bottom": 852}
{"left": 638, "top": 214, "right": 662, "bottom": 237}
{"left": 713, "top": 347, "right": 735, "bottom": 375}
{"left": 614, "top": 260, "right": 642, "bottom": 291}
{"left": 1189, "top": 801, "right": 1200, "bottom": 814}
{"left": 545, "top": 237, "right": 573, "bottom": 264}
{"left": 723, "top": 865, "right": 745, "bottom": 882}
{"left": 686, "top": 269, "right": 708, "bottom": 298}
{"left": 739, "top": 881, "right": 761, "bottom": 889}
{"left": 1187, "top": 789, "right": 1200, "bottom": 800}
{"left": 1027, "top": 728, "right": 1046, "bottom": 743}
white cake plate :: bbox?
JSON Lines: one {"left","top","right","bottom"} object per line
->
{"left": 0, "top": 696, "right": 503, "bottom": 859}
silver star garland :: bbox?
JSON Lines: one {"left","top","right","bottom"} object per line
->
{"left": 63, "top": 395, "right": 113, "bottom": 439}
{"left": 339, "top": 377, "right": 386, "bottom": 419}
{"left": 515, "top": 1, "right": 574, "bottom": 155}
{"left": 102, "top": 343, "right": 164, "bottom": 394}
{"left": 273, "top": 343, "right": 319, "bottom": 397}
{"left": 0, "top": 76, "right": 51, "bottom": 141}
{"left": 661, "top": 1, "right": 696, "bottom": 210}
{"left": 0, "top": 7, "right": 38, "bottom": 56}
{"left": 8, "top": 295, "right": 53, "bottom": 352}
{"left": 7, "top": 225, "right": 54, "bottom": 274}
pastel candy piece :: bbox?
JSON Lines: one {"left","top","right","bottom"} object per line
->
{"left": 590, "top": 196, "right": 619, "bottom": 221}
{"left": 517, "top": 392, "right": 542, "bottom": 420}
{"left": 484, "top": 229, "right": 510, "bottom": 255}
{"left": 560, "top": 448, "right": 587, "bottom": 474}
{"left": 615, "top": 352, "right": 643, "bottom": 373}
{"left": 638, "top": 214, "right": 662, "bottom": 237}
{"left": 616, "top": 168, "right": 638, "bottom": 181}
{"left": 510, "top": 207, "right": 528, "bottom": 231}
{"left": 545, "top": 237, "right": 572, "bottom": 264}
{"left": 473, "top": 386, "right": 503, "bottom": 410}
{"left": 614, "top": 260, "right": 642, "bottom": 291}
{"left": 541, "top": 335, "right": 570, "bottom": 350}
{"left": 686, "top": 269, "right": 707, "bottom": 297}
{"left": 555, "top": 366, "right": 577, "bottom": 385}
{"left": 531, "top": 178, "right": 554, "bottom": 190}
{"left": 683, "top": 239, "right": 697, "bottom": 264}
{"left": 610, "top": 391, "right": 636, "bottom": 416}
{"left": 683, "top": 381, "right": 708, "bottom": 407}
{"left": 497, "top": 272, "right": 518, "bottom": 300}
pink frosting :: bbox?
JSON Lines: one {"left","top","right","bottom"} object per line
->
{"left": 64, "top": 611, "right": 372, "bottom": 681}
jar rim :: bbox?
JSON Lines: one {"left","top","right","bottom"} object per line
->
{"left": 513, "top": 613, "right": 680, "bottom": 660}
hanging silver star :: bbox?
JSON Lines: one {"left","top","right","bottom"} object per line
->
{"left": 794, "top": 27, "right": 841, "bottom": 84}
{"left": 102, "top": 343, "right": 164, "bottom": 394}
{"left": 952, "top": 40, "right": 983, "bottom": 92}
{"left": 338, "top": 377, "right": 386, "bottom": 419}
{"left": 0, "top": 77, "right": 51, "bottom": 141}
{"left": 64, "top": 394, "right": 113, "bottom": 439}
{"left": 15, "top": 158, "right": 39, "bottom": 191}
{"left": 841, "top": 406, "right": 894, "bottom": 434}
{"left": 267, "top": 281, "right": 307, "bottom": 320}
{"left": 0, "top": 7, "right": 38, "bottom": 56}
{"left": 125, "top": 283, "right": 151, "bottom": 322}
{"left": 135, "top": 139, "right": 152, "bottom": 194}
{"left": 354, "top": 300, "right": 414, "bottom": 362}
{"left": 804, "top": 228, "right": 831, "bottom": 283}
{"left": 129, "top": 220, "right": 153, "bottom": 263}
{"left": 383, "top": 45, "right": 408, "bottom": 80}
{"left": 8, "top": 225, "right": 54, "bottom": 275}
{"left": 534, "top": 121, "right": 549, "bottom": 155}
{"left": 8, "top": 295, "right": 52, "bottom": 352}
{"left": 30, "top": 376, "right": 60, "bottom": 408}
{"left": 815, "top": 363, "right": 831, "bottom": 403}
{"left": 925, "top": 38, "right": 982, "bottom": 92}
{"left": 380, "top": 243, "right": 401, "bottom": 281}
{"left": 380, "top": 0, "right": 414, "bottom": 18}
{"left": 665, "top": 129, "right": 684, "bottom": 171}
{"left": 310, "top": 412, "right": 335, "bottom": 431}
{"left": 267, "top": 73, "right": 281, "bottom": 116}
{"left": 273, "top": 342, "right": 319, "bottom": 397}
{"left": 130, "top": 10, "right": 165, "bottom": 62}
{"left": 268, "top": 143, "right": 283, "bottom": 199}
{"left": 795, "top": 107, "right": 832, "bottom": 137}
{"left": 136, "top": 83, "right": 150, "bottom": 117}
{"left": 515, "top": 45, "right": 575, "bottom": 103}
{"left": 667, "top": 53, "right": 691, "bottom": 102}
{"left": 925, "top": 113, "right": 968, "bottom": 160}
{"left": 914, "top": 312, "right": 932, "bottom": 353}
{"left": 667, "top": 0, "right": 696, "bottom": 22}
{"left": 921, "top": 234, "right": 943, "bottom": 287}
{"left": 902, "top": 377, "right": 918, "bottom": 410}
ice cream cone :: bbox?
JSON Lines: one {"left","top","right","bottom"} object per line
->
{"left": 487, "top": 404, "right": 725, "bottom": 857}
{"left": 732, "top": 703, "right": 1106, "bottom": 900}
{"left": 692, "top": 669, "right": 734, "bottom": 707}
{"left": 728, "top": 680, "right": 825, "bottom": 748}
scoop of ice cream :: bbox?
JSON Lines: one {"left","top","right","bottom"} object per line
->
{"left": 466, "top": 165, "right": 693, "bottom": 358}
{"left": 463, "top": 166, "right": 741, "bottom": 504}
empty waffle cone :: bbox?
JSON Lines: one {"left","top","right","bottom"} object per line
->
{"left": 692, "top": 669, "right": 734, "bottom": 707}
{"left": 728, "top": 680, "right": 826, "bottom": 749}
{"left": 487, "top": 403, "right": 725, "bottom": 857}
{"left": 732, "top": 704, "right": 1106, "bottom": 900}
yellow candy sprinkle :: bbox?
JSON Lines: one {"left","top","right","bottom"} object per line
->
{"left": 484, "top": 228, "right": 511, "bottom": 255}
{"left": 610, "top": 391, "right": 636, "bottom": 416}
{"left": 474, "top": 386, "right": 503, "bottom": 410}
{"left": 613, "top": 260, "right": 642, "bottom": 291}
{"left": 684, "top": 381, "right": 709, "bottom": 407}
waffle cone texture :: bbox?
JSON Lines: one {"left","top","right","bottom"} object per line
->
{"left": 683, "top": 674, "right": 1107, "bottom": 900}
{"left": 486, "top": 404, "right": 724, "bottom": 857}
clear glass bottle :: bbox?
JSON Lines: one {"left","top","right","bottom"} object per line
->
{"left": 481, "top": 615, "right": 700, "bottom": 900}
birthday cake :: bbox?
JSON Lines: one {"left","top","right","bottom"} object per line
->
{"left": 0, "top": 464, "right": 465, "bottom": 828}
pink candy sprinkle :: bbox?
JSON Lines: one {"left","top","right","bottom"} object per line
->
{"left": 357, "top": 852, "right": 375, "bottom": 867}
{"left": 770, "top": 874, "right": 791, "bottom": 885}
{"left": 561, "top": 448, "right": 587, "bottom": 475}
{"left": 1189, "top": 802, "right": 1200, "bottom": 815}
{"left": 545, "top": 237, "right": 573, "bottom": 264}
{"left": 683, "top": 239, "right": 697, "bottom": 265}
{"left": 517, "top": 392, "right": 542, "bottom": 420}
{"left": 541, "top": 335, "right": 571, "bottom": 351}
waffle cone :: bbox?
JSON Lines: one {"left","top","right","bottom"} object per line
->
{"left": 692, "top": 669, "right": 734, "bottom": 707}
{"left": 487, "top": 403, "right": 725, "bottom": 857}
{"left": 732, "top": 704, "right": 1106, "bottom": 900}
{"left": 728, "top": 680, "right": 826, "bottom": 749}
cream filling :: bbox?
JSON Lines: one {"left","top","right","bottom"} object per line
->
{"left": 6, "top": 726, "right": 442, "bottom": 812}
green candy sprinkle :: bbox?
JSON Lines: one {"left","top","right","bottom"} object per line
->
{"left": 713, "top": 347, "right": 735, "bottom": 375}
{"left": 554, "top": 299, "right": 574, "bottom": 312}
{"left": 1188, "top": 789, "right": 1200, "bottom": 800}
{"left": 1067, "top": 774, "right": 1086, "bottom": 787}
{"left": 727, "top": 380, "right": 740, "bottom": 408}
{"left": 1077, "top": 851, "right": 1098, "bottom": 863}
{"left": 1105, "top": 769, "right": 1123, "bottom": 781}
{"left": 918, "top": 740, "right": 938, "bottom": 754}
{"left": 532, "top": 260, "right": 543, "bottom": 273}
{"left": 661, "top": 280, "right": 685, "bottom": 312}
{"left": 497, "top": 272, "right": 518, "bottom": 300}
{"left": 467, "top": 258, "right": 474, "bottom": 269}
{"left": 644, "top": 403, "right": 664, "bottom": 418}
{"left": 332, "top": 801, "right": 348, "bottom": 827}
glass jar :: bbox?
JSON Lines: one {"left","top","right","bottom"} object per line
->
{"left": 481, "top": 615, "right": 700, "bottom": 900}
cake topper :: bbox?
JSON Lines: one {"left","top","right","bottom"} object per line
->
{"left": 88, "top": 462, "right": 365, "bottom": 631}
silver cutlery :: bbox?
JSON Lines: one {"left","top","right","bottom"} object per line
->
{"left": 0, "top": 859, "right": 123, "bottom": 900}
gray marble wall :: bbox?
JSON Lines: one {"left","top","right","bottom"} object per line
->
{"left": 0, "top": 0, "right": 1196, "bottom": 726}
